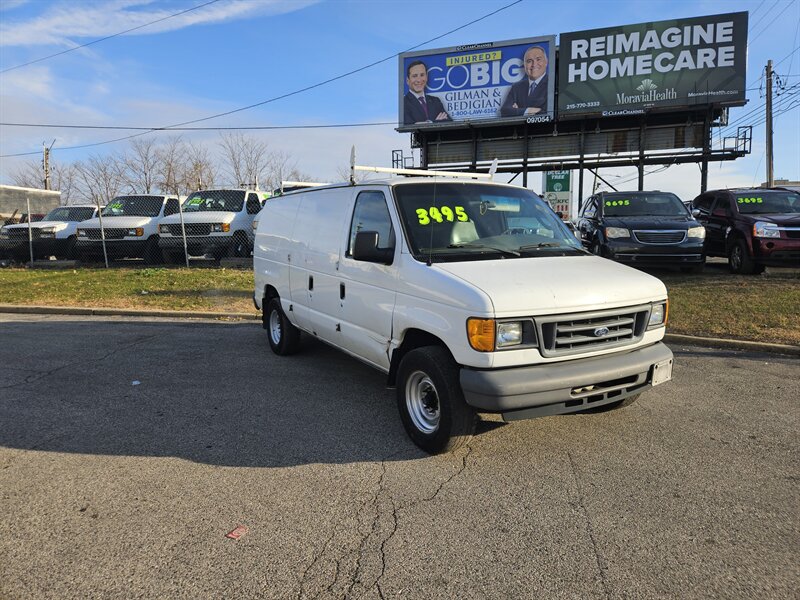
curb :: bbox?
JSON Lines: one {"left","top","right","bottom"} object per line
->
{"left": 0, "top": 304, "right": 259, "bottom": 321}
{"left": 1, "top": 304, "right": 797, "bottom": 357}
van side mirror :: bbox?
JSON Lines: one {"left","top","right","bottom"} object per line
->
{"left": 691, "top": 209, "right": 701, "bottom": 218}
{"left": 353, "top": 231, "right": 393, "bottom": 264}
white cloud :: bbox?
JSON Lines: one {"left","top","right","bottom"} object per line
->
{"left": 0, "top": 0, "right": 319, "bottom": 47}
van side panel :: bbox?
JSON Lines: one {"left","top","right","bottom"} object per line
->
{"left": 291, "top": 189, "right": 355, "bottom": 341}
{"left": 254, "top": 196, "right": 302, "bottom": 312}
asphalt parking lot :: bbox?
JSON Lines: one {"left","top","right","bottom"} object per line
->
{"left": 1, "top": 314, "right": 798, "bottom": 599}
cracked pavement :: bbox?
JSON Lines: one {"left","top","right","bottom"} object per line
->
{"left": 1, "top": 314, "right": 798, "bottom": 599}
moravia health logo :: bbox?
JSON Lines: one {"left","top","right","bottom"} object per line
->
{"left": 616, "top": 78, "right": 676, "bottom": 106}
{"left": 636, "top": 79, "right": 658, "bottom": 93}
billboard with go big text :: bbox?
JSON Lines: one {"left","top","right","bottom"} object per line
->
{"left": 398, "top": 36, "right": 556, "bottom": 130}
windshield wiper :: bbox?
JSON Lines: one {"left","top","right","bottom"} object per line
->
{"left": 447, "top": 243, "right": 520, "bottom": 257}
{"left": 518, "top": 242, "right": 590, "bottom": 255}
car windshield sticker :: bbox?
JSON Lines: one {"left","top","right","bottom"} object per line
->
{"left": 187, "top": 197, "right": 203, "bottom": 205}
{"left": 108, "top": 202, "right": 123, "bottom": 210}
{"left": 415, "top": 206, "right": 468, "bottom": 225}
{"left": 605, "top": 200, "right": 631, "bottom": 206}
{"left": 737, "top": 197, "right": 763, "bottom": 204}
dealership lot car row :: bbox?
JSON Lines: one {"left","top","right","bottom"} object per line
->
{"left": 2, "top": 185, "right": 797, "bottom": 274}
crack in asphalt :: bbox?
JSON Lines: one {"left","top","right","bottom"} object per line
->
{"left": 297, "top": 519, "right": 339, "bottom": 600}
{"left": 0, "top": 333, "right": 158, "bottom": 390}
{"left": 568, "top": 450, "right": 611, "bottom": 600}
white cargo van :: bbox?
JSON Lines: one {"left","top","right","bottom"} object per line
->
{"left": 76, "top": 195, "right": 180, "bottom": 263}
{"left": 0, "top": 205, "right": 98, "bottom": 260}
{"left": 253, "top": 171, "right": 673, "bottom": 453}
{"left": 157, "top": 189, "right": 266, "bottom": 262}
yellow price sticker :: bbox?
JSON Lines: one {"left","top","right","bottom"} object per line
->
{"left": 416, "top": 206, "right": 468, "bottom": 225}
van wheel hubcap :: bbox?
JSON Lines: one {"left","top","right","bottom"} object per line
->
{"left": 269, "top": 310, "right": 282, "bottom": 345}
{"left": 730, "top": 246, "right": 742, "bottom": 270}
{"left": 406, "top": 371, "right": 440, "bottom": 434}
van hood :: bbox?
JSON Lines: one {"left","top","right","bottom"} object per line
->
{"left": 4, "top": 220, "right": 68, "bottom": 230}
{"left": 78, "top": 216, "right": 154, "bottom": 228}
{"left": 159, "top": 211, "right": 236, "bottom": 224}
{"left": 434, "top": 255, "right": 667, "bottom": 315}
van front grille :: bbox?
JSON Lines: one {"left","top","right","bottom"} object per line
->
{"left": 165, "top": 223, "right": 212, "bottom": 236}
{"left": 536, "top": 304, "right": 650, "bottom": 357}
{"left": 83, "top": 228, "right": 127, "bottom": 240}
{"left": 8, "top": 229, "right": 40, "bottom": 240}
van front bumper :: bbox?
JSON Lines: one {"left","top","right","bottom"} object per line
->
{"left": 460, "top": 342, "right": 673, "bottom": 421}
{"left": 159, "top": 236, "right": 233, "bottom": 255}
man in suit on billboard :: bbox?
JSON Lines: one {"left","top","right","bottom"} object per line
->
{"left": 500, "top": 45, "right": 549, "bottom": 118}
{"left": 403, "top": 60, "right": 452, "bottom": 125}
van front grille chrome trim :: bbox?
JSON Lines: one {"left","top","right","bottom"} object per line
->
{"left": 535, "top": 304, "right": 651, "bottom": 357}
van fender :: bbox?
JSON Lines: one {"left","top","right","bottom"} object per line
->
{"left": 387, "top": 329, "right": 451, "bottom": 388}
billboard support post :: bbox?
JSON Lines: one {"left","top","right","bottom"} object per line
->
{"left": 577, "top": 123, "right": 585, "bottom": 210}
{"left": 638, "top": 122, "right": 646, "bottom": 191}
{"left": 701, "top": 110, "right": 711, "bottom": 193}
{"left": 522, "top": 122, "right": 529, "bottom": 188}
{"left": 471, "top": 129, "right": 478, "bottom": 173}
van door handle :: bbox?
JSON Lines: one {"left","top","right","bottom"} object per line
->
{"left": 340, "top": 283, "right": 345, "bottom": 299}
{"left": 308, "top": 276, "right": 314, "bottom": 291}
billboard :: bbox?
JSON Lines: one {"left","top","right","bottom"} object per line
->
{"left": 398, "top": 36, "right": 556, "bottom": 130}
{"left": 558, "top": 12, "right": 748, "bottom": 119}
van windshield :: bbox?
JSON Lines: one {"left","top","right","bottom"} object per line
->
{"left": 43, "top": 207, "right": 95, "bottom": 222}
{"left": 393, "top": 182, "right": 584, "bottom": 261}
{"left": 183, "top": 190, "right": 245, "bottom": 212}
{"left": 601, "top": 192, "right": 688, "bottom": 217}
{"left": 102, "top": 196, "right": 163, "bottom": 217}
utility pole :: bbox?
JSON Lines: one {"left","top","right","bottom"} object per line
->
{"left": 42, "top": 142, "right": 52, "bottom": 190}
{"left": 766, "top": 60, "right": 774, "bottom": 187}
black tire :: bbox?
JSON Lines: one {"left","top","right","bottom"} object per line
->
{"left": 65, "top": 236, "right": 77, "bottom": 260}
{"left": 728, "top": 239, "right": 764, "bottom": 275}
{"left": 161, "top": 249, "right": 181, "bottom": 265}
{"left": 232, "top": 232, "right": 251, "bottom": 258}
{"left": 396, "top": 346, "right": 477, "bottom": 454}
{"left": 265, "top": 297, "right": 301, "bottom": 355}
{"left": 143, "top": 237, "right": 162, "bottom": 265}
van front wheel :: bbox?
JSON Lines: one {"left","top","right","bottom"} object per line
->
{"left": 266, "top": 298, "right": 301, "bottom": 355}
{"left": 397, "top": 346, "right": 476, "bottom": 454}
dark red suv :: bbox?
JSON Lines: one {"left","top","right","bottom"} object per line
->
{"left": 691, "top": 188, "right": 800, "bottom": 274}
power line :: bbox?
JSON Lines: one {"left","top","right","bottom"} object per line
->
{"left": 0, "top": 0, "right": 223, "bottom": 74}
{"left": 0, "top": 121, "right": 397, "bottom": 131}
{"left": 0, "top": 0, "right": 523, "bottom": 158}
{"left": 750, "top": 0, "right": 799, "bottom": 44}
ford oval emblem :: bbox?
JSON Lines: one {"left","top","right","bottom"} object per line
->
{"left": 593, "top": 327, "right": 610, "bottom": 337}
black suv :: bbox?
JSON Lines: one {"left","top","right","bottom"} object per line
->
{"left": 691, "top": 188, "right": 800, "bottom": 274}
{"left": 576, "top": 191, "right": 706, "bottom": 272}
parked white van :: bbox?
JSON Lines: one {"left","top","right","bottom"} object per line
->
{"left": 76, "top": 195, "right": 180, "bottom": 263}
{"left": 0, "top": 204, "right": 98, "bottom": 260}
{"left": 158, "top": 189, "right": 266, "bottom": 262}
{"left": 253, "top": 172, "right": 673, "bottom": 453}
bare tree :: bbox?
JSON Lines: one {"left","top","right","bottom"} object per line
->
{"left": 74, "top": 154, "right": 125, "bottom": 205}
{"left": 182, "top": 140, "right": 216, "bottom": 193}
{"left": 218, "top": 132, "right": 271, "bottom": 188}
{"left": 154, "top": 136, "right": 187, "bottom": 196}
{"left": 52, "top": 163, "right": 78, "bottom": 204}
{"left": 119, "top": 138, "right": 160, "bottom": 194}
{"left": 9, "top": 159, "right": 43, "bottom": 189}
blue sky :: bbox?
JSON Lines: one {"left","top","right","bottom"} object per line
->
{"left": 0, "top": 0, "right": 798, "bottom": 201}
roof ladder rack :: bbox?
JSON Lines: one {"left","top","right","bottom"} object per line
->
{"left": 349, "top": 146, "right": 497, "bottom": 183}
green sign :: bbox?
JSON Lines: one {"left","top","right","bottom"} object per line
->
{"left": 558, "top": 12, "right": 748, "bottom": 118}
{"left": 544, "top": 171, "right": 571, "bottom": 193}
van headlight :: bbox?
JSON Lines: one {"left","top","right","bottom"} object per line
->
{"left": 126, "top": 228, "right": 144, "bottom": 237}
{"left": 648, "top": 300, "right": 668, "bottom": 329}
{"left": 753, "top": 221, "right": 780, "bottom": 238}
{"left": 212, "top": 223, "right": 230, "bottom": 232}
{"left": 159, "top": 224, "right": 170, "bottom": 234}
{"left": 467, "top": 318, "right": 533, "bottom": 351}
{"left": 77, "top": 229, "right": 87, "bottom": 237}
{"left": 687, "top": 226, "right": 705, "bottom": 239}
{"left": 0, "top": 228, "right": 9, "bottom": 239}
{"left": 605, "top": 227, "right": 630, "bottom": 239}
{"left": 252, "top": 220, "right": 259, "bottom": 231}
{"left": 40, "top": 227, "right": 56, "bottom": 238}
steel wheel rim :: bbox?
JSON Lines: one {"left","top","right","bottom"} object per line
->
{"left": 730, "top": 246, "right": 742, "bottom": 271}
{"left": 406, "top": 370, "right": 440, "bottom": 434}
{"left": 269, "top": 309, "right": 282, "bottom": 345}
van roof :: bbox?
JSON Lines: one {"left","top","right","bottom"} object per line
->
{"left": 277, "top": 177, "right": 526, "bottom": 194}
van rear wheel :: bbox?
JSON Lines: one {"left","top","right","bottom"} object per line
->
{"left": 396, "top": 346, "right": 476, "bottom": 454}
{"left": 265, "top": 298, "right": 301, "bottom": 355}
